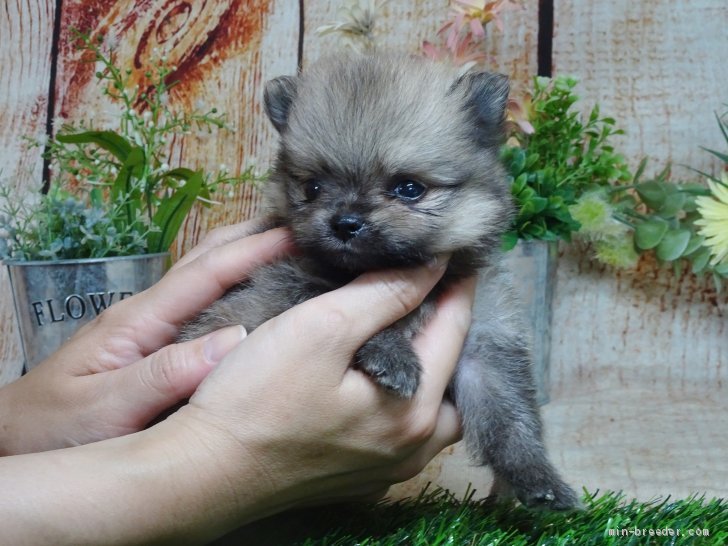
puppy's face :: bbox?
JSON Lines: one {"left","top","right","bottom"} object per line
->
{"left": 264, "top": 54, "right": 513, "bottom": 273}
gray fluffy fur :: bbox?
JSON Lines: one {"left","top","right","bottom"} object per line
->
{"left": 180, "top": 53, "right": 577, "bottom": 510}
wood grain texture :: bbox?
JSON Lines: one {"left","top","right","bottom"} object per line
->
{"left": 546, "top": 246, "right": 727, "bottom": 500}
{"left": 553, "top": 0, "right": 728, "bottom": 177}
{"left": 0, "top": 0, "right": 56, "bottom": 384}
{"left": 302, "top": 0, "right": 538, "bottom": 91}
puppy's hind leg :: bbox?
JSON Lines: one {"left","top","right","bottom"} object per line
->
{"left": 451, "top": 328, "right": 578, "bottom": 510}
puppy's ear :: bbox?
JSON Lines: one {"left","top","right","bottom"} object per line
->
{"left": 452, "top": 71, "right": 510, "bottom": 146}
{"left": 264, "top": 75, "right": 299, "bottom": 133}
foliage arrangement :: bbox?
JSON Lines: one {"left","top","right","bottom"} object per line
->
{"left": 218, "top": 486, "right": 728, "bottom": 545}
{"left": 0, "top": 31, "right": 256, "bottom": 261}
{"left": 501, "top": 75, "right": 631, "bottom": 249}
{"left": 569, "top": 112, "right": 728, "bottom": 289}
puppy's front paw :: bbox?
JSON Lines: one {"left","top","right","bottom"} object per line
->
{"left": 515, "top": 479, "right": 580, "bottom": 511}
{"left": 355, "top": 334, "right": 421, "bottom": 398}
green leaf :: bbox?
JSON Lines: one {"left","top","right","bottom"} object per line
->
{"left": 656, "top": 228, "right": 691, "bottom": 261}
{"left": 148, "top": 170, "right": 203, "bottom": 252}
{"left": 509, "top": 148, "right": 526, "bottom": 175}
{"left": 501, "top": 231, "right": 518, "bottom": 251}
{"left": 691, "top": 247, "right": 711, "bottom": 274}
{"left": 714, "top": 262, "right": 728, "bottom": 277}
{"left": 520, "top": 196, "right": 548, "bottom": 217}
{"left": 657, "top": 191, "right": 686, "bottom": 218}
{"left": 110, "top": 148, "right": 145, "bottom": 227}
{"left": 683, "top": 234, "right": 705, "bottom": 256}
{"left": 56, "top": 130, "right": 132, "bottom": 162}
{"left": 164, "top": 167, "right": 197, "bottom": 180}
{"left": 713, "top": 272, "right": 723, "bottom": 293}
{"left": 111, "top": 147, "right": 145, "bottom": 224}
{"left": 89, "top": 188, "right": 103, "bottom": 208}
{"left": 634, "top": 218, "right": 669, "bottom": 250}
{"left": 635, "top": 181, "right": 667, "bottom": 210}
{"left": 700, "top": 146, "right": 728, "bottom": 165}
{"left": 511, "top": 173, "right": 528, "bottom": 195}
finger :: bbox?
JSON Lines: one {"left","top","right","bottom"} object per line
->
{"left": 172, "top": 218, "right": 270, "bottom": 271}
{"left": 281, "top": 256, "right": 449, "bottom": 366}
{"left": 394, "top": 401, "right": 462, "bottom": 483}
{"left": 112, "top": 228, "right": 292, "bottom": 351}
{"left": 108, "top": 325, "right": 246, "bottom": 428}
{"left": 413, "top": 275, "right": 476, "bottom": 408}
{"left": 431, "top": 401, "right": 463, "bottom": 450}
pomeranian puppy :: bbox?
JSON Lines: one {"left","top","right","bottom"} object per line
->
{"left": 181, "top": 53, "right": 577, "bottom": 509}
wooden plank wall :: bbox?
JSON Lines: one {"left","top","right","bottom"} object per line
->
{"left": 1, "top": 0, "right": 726, "bottom": 500}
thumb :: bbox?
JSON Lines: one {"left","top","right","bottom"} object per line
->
{"left": 111, "top": 325, "right": 247, "bottom": 427}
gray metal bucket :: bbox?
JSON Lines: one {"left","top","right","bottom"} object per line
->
{"left": 476, "top": 240, "right": 557, "bottom": 405}
{"left": 5, "top": 253, "right": 169, "bottom": 371}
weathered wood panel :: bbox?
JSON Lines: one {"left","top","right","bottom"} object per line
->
{"left": 0, "top": 0, "right": 56, "bottom": 384}
{"left": 545, "top": 246, "right": 727, "bottom": 500}
{"left": 553, "top": 0, "right": 728, "bottom": 177}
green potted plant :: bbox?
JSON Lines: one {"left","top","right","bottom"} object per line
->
{"left": 0, "top": 32, "right": 255, "bottom": 370}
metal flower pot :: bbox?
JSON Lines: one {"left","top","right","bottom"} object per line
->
{"left": 5, "top": 253, "right": 169, "bottom": 371}
{"left": 474, "top": 240, "right": 557, "bottom": 405}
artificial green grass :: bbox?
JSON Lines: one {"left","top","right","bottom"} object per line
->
{"left": 215, "top": 487, "right": 727, "bottom": 545}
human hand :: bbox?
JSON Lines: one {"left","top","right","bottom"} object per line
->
{"left": 160, "top": 263, "right": 476, "bottom": 526}
{"left": 0, "top": 220, "right": 292, "bottom": 455}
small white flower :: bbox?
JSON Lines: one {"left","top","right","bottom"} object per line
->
{"left": 160, "top": 163, "right": 170, "bottom": 172}
{"left": 219, "top": 163, "right": 228, "bottom": 172}
{"left": 52, "top": 115, "right": 66, "bottom": 131}
{"left": 36, "top": 134, "right": 49, "bottom": 147}
{"left": 147, "top": 121, "right": 155, "bottom": 128}
{"left": 227, "top": 190, "right": 234, "bottom": 198}
{"left": 105, "top": 32, "right": 120, "bottom": 50}
{"left": 142, "top": 110, "right": 152, "bottom": 120}
{"left": 127, "top": 108, "right": 136, "bottom": 118}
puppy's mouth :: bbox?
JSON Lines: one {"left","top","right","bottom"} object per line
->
{"left": 298, "top": 230, "right": 431, "bottom": 274}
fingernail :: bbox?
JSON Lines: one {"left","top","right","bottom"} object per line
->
{"left": 427, "top": 253, "right": 450, "bottom": 271}
{"left": 203, "top": 325, "right": 247, "bottom": 365}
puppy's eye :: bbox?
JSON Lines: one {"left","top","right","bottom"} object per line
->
{"left": 303, "top": 180, "right": 321, "bottom": 202}
{"left": 392, "top": 180, "right": 426, "bottom": 201}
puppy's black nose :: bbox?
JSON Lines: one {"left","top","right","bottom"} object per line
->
{"left": 331, "top": 214, "right": 364, "bottom": 241}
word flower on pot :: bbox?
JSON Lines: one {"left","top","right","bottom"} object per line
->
{"left": 1, "top": 32, "right": 256, "bottom": 370}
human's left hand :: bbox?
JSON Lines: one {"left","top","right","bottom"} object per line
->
{"left": 0, "top": 221, "right": 292, "bottom": 455}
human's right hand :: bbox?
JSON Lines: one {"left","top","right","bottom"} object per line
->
{"left": 160, "top": 261, "right": 476, "bottom": 529}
